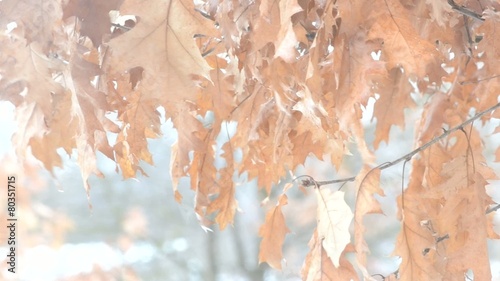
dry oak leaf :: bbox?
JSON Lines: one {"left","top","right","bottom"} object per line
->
{"left": 367, "top": 0, "right": 442, "bottom": 79}
{"left": 290, "top": 131, "right": 324, "bottom": 167}
{"left": 416, "top": 93, "right": 453, "bottom": 144}
{"left": 29, "top": 90, "right": 78, "bottom": 172}
{"left": 188, "top": 144, "right": 218, "bottom": 226}
{"left": 258, "top": 193, "right": 291, "bottom": 269}
{"left": 106, "top": 0, "right": 215, "bottom": 106}
{"left": 354, "top": 166, "right": 383, "bottom": 277}
{"left": 207, "top": 141, "right": 237, "bottom": 230}
{"left": 169, "top": 142, "right": 183, "bottom": 203}
{"left": 63, "top": 50, "right": 117, "bottom": 195}
{"left": 440, "top": 174, "right": 491, "bottom": 280}
{"left": 0, "top": 37, "right": 67, "bottom": 168}
{"left": 302, "top": 230, "right": 359, "bottom": 281}
{"left": 169, "top": 106, "right": 208, "bottom": 200}
{"left": 425, "top": 0, "right": 454, "bottom": 27}
{"left": 240, "top": 136, "right": 292, "bottom": 193}
{"left": 0, "top": 0, "right": 63, "bottom": 52}
{"left": 105, "top": 72, "right": 155, "bottom": 178}
{"left": 63, "top": 0, "right": 123, "bottom": 47}
{"left": 316, "top": 189, "right": 353, "bottom": 268}
{"left": 251, "top": 0, "right": 282, "bottom": 53}
{"left": 106, "top": 0, "right": 217, "bottom": 184}
{"left": 197, "top": 55, "right": 237, "bottom": 120}
{"left": 394, "top": 154, "right": 496, "bottom": 280}
{"left": 421, "top": 157, "right": 494, "bottom": 280}
{"left": 273, "top": 0, "right": 302, "bottom": 63}
{"left": 253, "top": 0, "right": 302, "bottom": 62}
{"left": 372, "top": 67, "right": 414, "bottom": 148}
{"left": 114, "top": 92, "right": 159, "bottom": 178}
{"left": 0, "top": 38, "right": 64, "bottom": 122}
{"left": 68, "top": 51, "right": 115, "bottom": 158}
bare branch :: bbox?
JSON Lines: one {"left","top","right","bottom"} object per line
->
{"left": 111, "top": 23, "right": 132, "bottom": 31}
{"left": 436, "top": 234, "right": 450, "bottom": 244}
{"left": 299, "top": 174, "right": 355, "bottom": 188}
{"left": 486, "top": 204, "right": 500, "bottom": 214}
{"left": 300, "top": 101, "right": 500, "bottom": 188}
{"left": 447, "top": 0, "right": 484, "bottom": 21}
{"left": 381, "top": 102, "right": 500, "bottom": 169}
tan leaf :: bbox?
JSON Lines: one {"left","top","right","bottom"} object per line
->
{"left": 76, "top": 137, "right": 104, "bottom": 200}
{"left": 354, "top": 166, "right": 383, "bottom": 276}
{"left": 169, "top": 105, "right": 209, "bottom": 203}
{"left": 11, "top": 103, "right": 48, "bottom": 160}
{"left": 107, "top": 0, "right": 214, "bottom": 106}
{"left": 30, "top": 90, "right": 78, "bottom": 171}
{"left": 316, "top": 189, "right": 353, "bottom": 267}
{"left": 302, "top": 230, "right": 359, "bottom": 281}
{"left": 63, "top": 49, "right": 115, "bottom": 194}
{"left": 207, "top": 142, "right": 237, "bottom": 230}
{"left": 372, "top": 67, "right": 414, "bottom": 148}
{"left": 416, "top": 93, "right": 453, "bottom": 144}
{"left": 393, "top": 176, "right": 441, "bottom": 280}
{"left": 366, "top": 0, "right": 443, "bottom": 79}
{"left": 63, "top": 0, "right": 123, "bottom": 47}
{"left": 114, "top": 90, "right": 159, "bottom": 178}
{"left": 206, "top": 180, "right": 236, "bottom": 230}
{"left": 169, "top": 142, "right": 183, "bottom": 203}
{"left": 68, "top": 50, "right": 114, "bottom": 159}
{"left": 0, "top": 37, "right": 66, "bottom": 168}
{"left": 423, "top": 162, "right": 493, "bottom": 280}
{"left": 274, "top": 0, "right": 302, "bottom": 62}
{"left": 258, "top": 194, "right": 290, "bottom": 269}
{"left": 198, "top": 56, "right": 237, "bottom": 120}
{"left": 0, "top": 0, "right": 64, "bottom": 52}
{"left": 188, "top": 140, "right": 218, "bottom": 228}
{"left": 425, "top": 0, "right": 454, "bottom": 27}
{"left": 290, "top": 131, "right": 324, "bottom": 166}
{"left": 394, "top": 133, "right": 496, "bottom": 280}
{"left": 251, "top": 0, "right": 281, "bottom": 52}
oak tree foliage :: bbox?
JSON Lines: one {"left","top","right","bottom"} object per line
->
{"left": 1, "top": 0, "right": 500, "bottom": 279}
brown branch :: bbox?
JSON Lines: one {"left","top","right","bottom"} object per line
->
{"left": 111, "top": 23, "right": 132, "bottom": 31}
{"left": 447, "top": 0, "right": 484, "bottom": 21}
{"left": 296, "top": 175, "right": 356, "bottom": 188}
{"left": 486, "top": 204, "right": 500, "bottom": 214}
{"left": 435, "top": 233, "right": 450, "bottom": 244}
{"left": 301, "top": 101, "right": 500, "bottom": 188}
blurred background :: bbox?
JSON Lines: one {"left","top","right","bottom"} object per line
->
{"left": 1, "top": 96, "right": 499, "bottom": 281}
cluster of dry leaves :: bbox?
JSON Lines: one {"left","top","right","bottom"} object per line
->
{"left": 1, "top": 0, "right": 500, "bottom": 279}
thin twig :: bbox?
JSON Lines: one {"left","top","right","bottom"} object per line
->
{"left": 371, "top": 273, "right": 386, "bottom": 280}
{"left": 378, "top": 101, "right": 500, "bottom": 169}
{"left": 301, "top": 101, "right": 500, "bottom": 188}
{"left": 460, "top": 74, "right": 500, "bottom": 85}
{"left": 401, "top": 159, "right": 410, "bottom": 212}
{"left": 111, "top": 23, "right": 132, "bottom": 31}
{"left": 463, "top": 15, "right": 474, "bottom": 46}
{"left": 486, "top": 204, "right": 500, "bottom": 214}
{"left": 435, "top": 233, "right": 450, "bottom": 244}
{"left": 448, "top": 0, "right": 484, "bottom": 21}
{"left": 314, "top": 176, "right": 356, "bottom": 187}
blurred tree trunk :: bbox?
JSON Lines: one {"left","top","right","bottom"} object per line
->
{"left": 206, "top": 231, "right": 218, "bottom": 281}
{"left": 233, "top": 214, "right": 265, "bottom": 280}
